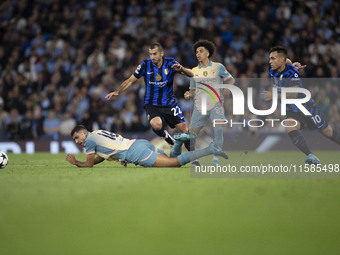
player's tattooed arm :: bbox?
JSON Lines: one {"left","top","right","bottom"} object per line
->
{"left": 172, "top": 63, "right": 194, "bottom": 77}
{"left": 66, "top": 153, "right": 104, "bottom": 168}
{"left": 105, "top": 75, "right": 138, "bottom": 100}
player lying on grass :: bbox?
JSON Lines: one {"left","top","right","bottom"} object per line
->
{"left": 65, "top": 125, "right": 228, "bottom": 168}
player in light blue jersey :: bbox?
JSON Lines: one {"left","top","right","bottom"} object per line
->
{"left": 65, "top": 125, "right": 228, "bottom": 168}
{"left": 172, "top": 40, "right": 235, "bottom": 166}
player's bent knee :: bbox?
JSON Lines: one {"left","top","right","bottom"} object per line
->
{"left": 321, "top": 125, "right": 333, "bottom": 138}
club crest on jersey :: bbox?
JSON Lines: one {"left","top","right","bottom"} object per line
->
{"left": 163, "top": 68, "right": 169, "bottom": 75}
{"left": 203, "top": 71, "right": 208, "bottom": 77}
{"left": 211, "top": 70, "right": 216, "bottom": 75}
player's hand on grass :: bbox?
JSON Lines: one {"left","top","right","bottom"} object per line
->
{"left": 66, "top": 154, "right": 76, "bottom": 165}
{"left": 121, "top": 161, "right": 129, "bottom": 167}
{"left": 292, "top": 62, "right": 306, "bottom": 69}
{"left": 105, "top": 91, "right": 119, "bottom": 100}
{"left": 261, "top": 90, "right": 272, "bottom": 101}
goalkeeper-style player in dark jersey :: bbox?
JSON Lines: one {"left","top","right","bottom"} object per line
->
{"left": 106, "top": 42, "right": 193, "bottom": 148}
{"left": 262, "top": 46, "right": 340, "bottom": 164}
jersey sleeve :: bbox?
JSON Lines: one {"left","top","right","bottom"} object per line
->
{"left": 170, "top": 58, "right": 179, "bottom": 74}
{"left": 133, "top": 61, "right": 146, "bottom": 79}
{"left": 287, "top": 70, "right": 302, "bottom": 87}
{"left": 269, "top": 67, "right": 274, "bottom": 77}
{"left": 84, "top": 138, "right": 96, "bottom": 154}
{"left": 190, "top": 77, "right": 196, "bottom": 88}
{"left": 219, "top": 64, "right": 231, "bottom": 79}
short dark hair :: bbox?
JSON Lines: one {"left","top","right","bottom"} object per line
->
{"left": 192, "top": 39, "right": 216, "bottom": 59}
{"left": 149, "top": 42, "right": 163, "bottom": 52}
{"left": 270, "top": 46, "right": 287, "bottom": 58}
{"left": 70, "top": 125, "right": 87, "bottom": 136}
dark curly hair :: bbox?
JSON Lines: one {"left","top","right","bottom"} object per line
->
{"left": 192, "top": 39, "right": 216, "bottom": 59}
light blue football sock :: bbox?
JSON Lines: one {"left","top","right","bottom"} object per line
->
{"left": 172, "top": 140, "right": 183, "bottom": 154}
{"left": 214, "top": 125, "right": 224, "bottom": 149}
{"left": 177, "top": 147, "right": 212, "bottom": 166}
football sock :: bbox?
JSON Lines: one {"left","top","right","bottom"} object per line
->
{"left": 214, "top": 125, "right": 224, "bottom": 149}
{"left": 189, "top": 138, "right": 196, "bottom": 151}
{"left": 330, "top": 130, "right": 340, "bottom": 145}
{"left": 172, "top": 140, "right": 183, "bottom": 154}
{"left": 152, "top": 128, "right": 166, "bottom": 137}
{"left": 177, "top": 146, "right": 212, "bottom": 166}
{"left": 288, "top": 130, "right": 312, "bottom": 155}
{"left": 184, "top": 140, "right": 191, "bottom": 151}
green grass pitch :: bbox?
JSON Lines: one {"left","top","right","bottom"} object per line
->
{"left": 0, "top": 151, "right": 339, "bottom": 255}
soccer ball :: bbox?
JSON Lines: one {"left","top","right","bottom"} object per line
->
{"left": 0, "top": 151, "right": 8, "bottom": 169}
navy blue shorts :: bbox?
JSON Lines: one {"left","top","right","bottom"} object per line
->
{"left": 145, "top": 104, "right": 185, "bottom": 128}
{"left": 286, "top": 102, "right": 328, "bottom": 130}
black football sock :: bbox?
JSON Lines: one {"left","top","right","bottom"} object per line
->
{"left": 185, "top": 138, "right": 197, "bottom": 151}
{"left": 330, "top": 130, "right": 340, "bottom": 145}
{"left": 184, "top": 140, "right": 191, "bottom": 151}
{"left": 288, "top": 130, "right": 312, "bottom": 156}
{"left": 152, "top": 128, "right": 166, "bottom": 137}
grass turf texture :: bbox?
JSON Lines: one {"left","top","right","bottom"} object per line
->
{"left": 0, "top": 151, "right": 339, "bottom": 255}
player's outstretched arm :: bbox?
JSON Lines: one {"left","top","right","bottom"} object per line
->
{"left": 105, "top": 74, "right": 138, "bottom": 100}
{"left": 171, "top": 63, "right": 194, "bottom": 77}
{"left": 292, "top": 62, "right": 306, "bottom": 69}
{"left": 66, "top": 153, "right": 104, "bottom": 168}
{"left": 287, "top": 58, "right": 306, "bottom": 69}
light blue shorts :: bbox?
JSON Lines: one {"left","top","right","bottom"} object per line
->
{"left": 125, "top": 139, "right": 165, "bottom": 167}
{"left": 190, "top": 103, "right": 226, "bottom": 129}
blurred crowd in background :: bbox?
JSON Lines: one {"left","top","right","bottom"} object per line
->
{"left": 0, "top": 0, "right": 340, "bottom": 140}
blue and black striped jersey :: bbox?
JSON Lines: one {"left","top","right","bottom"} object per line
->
{"left": 270, "top": 63, "right": 315, "bottom": 113}
{"left": 134, "top": 57, "right": 179, "bottom": 107}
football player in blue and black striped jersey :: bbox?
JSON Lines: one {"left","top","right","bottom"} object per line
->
{"left": 262, "top": 46, "right": 340, "bottom": 164}
{"left": 106, "top": 42, "right": 193, "bottom": 147}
